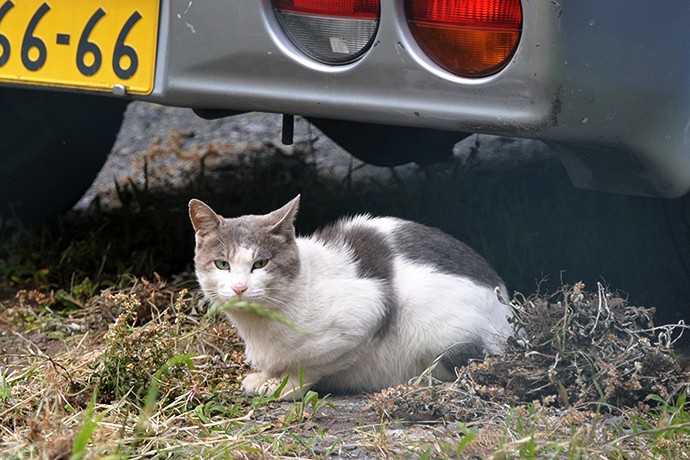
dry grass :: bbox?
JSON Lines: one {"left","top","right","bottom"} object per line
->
{"left": 1, "top": 276, "right": 251, "bottom": 459}
{"left": 2, "top": 275, "right": 689, "bottom": 459}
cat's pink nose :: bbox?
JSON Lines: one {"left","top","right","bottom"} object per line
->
{"left": 232, "top": 284, "right": 248, "bottom": 296}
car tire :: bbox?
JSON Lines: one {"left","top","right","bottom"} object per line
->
{"left": 664, "top": 193, "right": 690, "bottom": 300}
{"left": 0, "top": 88, "right": 128, "bottom": 223}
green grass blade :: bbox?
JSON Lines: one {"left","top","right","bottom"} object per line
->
{"left": 208, "top": 299, "right": 304, "bottom": 333}
{"left": 70, "top": 394, "right": 104, "bottom": 460}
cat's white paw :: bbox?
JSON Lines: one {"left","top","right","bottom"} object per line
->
{"left": 267, "top": 375, "right": 315, "bottom": 401}
{"left": 257, "top": 377, "right": 288, "bottom": 398}
{"left": 241, "top": 371, "right": 271, "bottom": 395}
{"left": 242, "top": 372, "right": 314, "bottom": 401}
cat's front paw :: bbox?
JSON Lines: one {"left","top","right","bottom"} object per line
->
{"left": 241, "top": 371, "right": 314, "bottom": 401}
{"left": 257, "top": 377, "right": 288, "bottom": 398}
{"left": 260, "top": 375, "right": 314, "bottom": 401}
{"left": 241, "top": 371, "right": 271, "bottom": 396}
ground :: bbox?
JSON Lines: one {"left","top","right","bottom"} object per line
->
{"left": 1, "top": 102, "right": 689, "bottom": 458}
{"left": 1, "top": 275, "right": 688, "bottom": 458}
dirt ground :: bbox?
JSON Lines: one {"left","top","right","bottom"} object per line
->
{"left": 2, "top": 103, "right": 690, "bottom": 458}
{"left": 1, "top": 269, "right": 688, "bottom": 458}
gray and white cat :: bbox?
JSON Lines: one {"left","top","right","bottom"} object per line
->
{"left": 189, "top": 195, "right": 513, "bottom": 400}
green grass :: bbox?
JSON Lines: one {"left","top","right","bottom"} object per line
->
{"left": 208, "top": 299, "right": 305, "bottom": 334}
{"left": 70, "top": 396, "right": 104, "bottom": 460}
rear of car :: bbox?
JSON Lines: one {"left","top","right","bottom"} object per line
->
{"left": 1, "top": 0, "right": 689, "bottom": 219}
{"left": 147, "top": 0, "right": 690, "bottom": 197}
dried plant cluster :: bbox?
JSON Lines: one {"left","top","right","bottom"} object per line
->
{"left": 373, "top": 283, "right": 690, "bottom": 424}
{"left": 472, "top": 282, "right": 688, "bottom": 407}
{"left": 1, "top": 276, "right": 245, "bottom": 455}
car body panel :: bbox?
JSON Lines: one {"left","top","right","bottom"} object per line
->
{"left": 2, "top": 0, "right": 689, "bottom": 197}
{"left": 154, "top": 0, "right": 560, "bottom": 132}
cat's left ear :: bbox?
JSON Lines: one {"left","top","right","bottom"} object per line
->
{"left": 189, "top": 199, "right": 221, "bottom": 234}
{"left": 269, "top": 195, "right": 300, "bottom": 236}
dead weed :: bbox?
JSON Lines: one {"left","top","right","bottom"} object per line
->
{"left": 373, "top": 282, "right": 689, "bottom": 422}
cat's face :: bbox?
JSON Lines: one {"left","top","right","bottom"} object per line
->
{"left": 189, "top": 196, "right": 301, "bottom": 306}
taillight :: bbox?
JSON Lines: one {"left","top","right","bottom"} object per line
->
{"left": 406, "top": 0, "right": 522, "bottom": 78}
{"left": 273, "top": 0, "right": 381, "bottom": 65}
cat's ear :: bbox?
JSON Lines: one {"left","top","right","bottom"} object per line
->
{"left": 189, "top": 199, "right": 221, "bottom": 234}
{"left": 269, "top": 195, "right": 300, "bottom": 236}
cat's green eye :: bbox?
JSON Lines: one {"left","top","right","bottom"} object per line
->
{"left": 252, "top": 259, "right": 268, "bottom": 270}
{"left": 214, "top": 259, "right": 230, "bottom": 270}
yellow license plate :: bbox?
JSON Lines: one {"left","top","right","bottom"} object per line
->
{"left": 0, "top": 0, "right": 159, "bottom": 95}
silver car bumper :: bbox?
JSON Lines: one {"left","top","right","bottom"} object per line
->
{"left": 13, "top": 1, "right": 690, "bottom": 198}
{"left": 144, "top": 1, "right": 690, "bottom": 197}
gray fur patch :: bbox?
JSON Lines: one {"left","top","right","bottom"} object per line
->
{"left": 439, "top": 340, "right": 486, "bottom": 375}
{"left": 392, "top": 221, "right": 504, "bottom": 290}
{"left": 315, "top": 220, "right": 397, "bottom": 338}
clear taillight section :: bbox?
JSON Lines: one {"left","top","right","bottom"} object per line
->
{"left": 273, "top": 0, "right": 381, "bottom": 65}
{"left": 406, "top": 0, "right": 523, "bottom": 77}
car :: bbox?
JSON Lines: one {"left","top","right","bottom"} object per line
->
{"left": 1, "top": 0, "right": 689, "bottom": 222}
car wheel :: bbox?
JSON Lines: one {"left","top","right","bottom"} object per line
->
{"left": 664, "top": 193, "right": 690, "bottom": 303}
{"left": 0, "top": 88, "right": 128, "bottom": 223}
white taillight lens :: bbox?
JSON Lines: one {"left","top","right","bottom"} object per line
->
{"left": 406, "top": 0, "right": 523, "bottom": 78}
{"left": 273, "top": 0, "right": 380, "bottom": 64}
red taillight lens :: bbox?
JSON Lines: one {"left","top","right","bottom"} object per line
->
{"left": 273, "top": 0, "right": 380, "bottom": 64}
{"left": 406, "top": 0, "right": 523, "bottom": 77}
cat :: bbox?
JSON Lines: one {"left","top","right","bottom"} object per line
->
{"left": 189, "top": 195, "right": 513, "bottom": 400}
